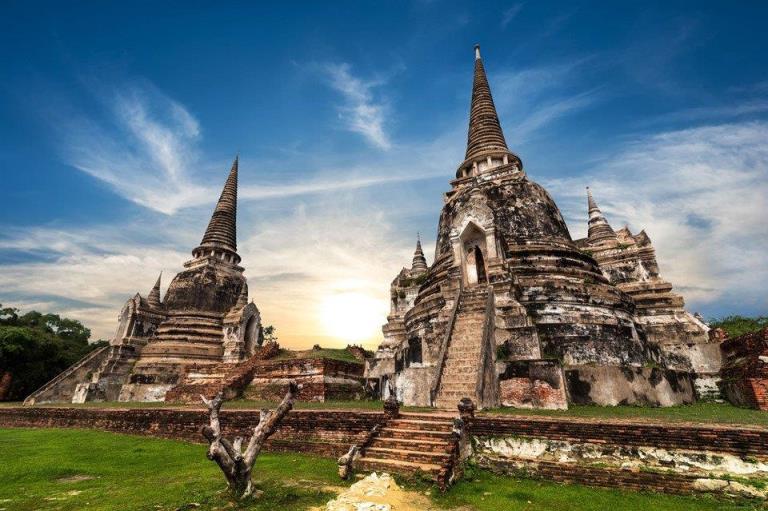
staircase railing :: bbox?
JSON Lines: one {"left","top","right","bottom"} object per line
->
{"left": 475, "top": 284, "right": 498, "bottom": 409}
{"left": 23, "top": 345, "right": 110, "bottom": 405}
{"left": 430, "top": 279, "right": 464, "bottom": 406}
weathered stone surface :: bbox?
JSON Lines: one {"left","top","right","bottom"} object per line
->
{"left": 575, "top": 189, "right": 720, "bottom": 399}
{"left": 368, "top": 45, "right": 704, "bottom": 409}
{"left": 25, "top": 157, "right": 264, "bottom": 404}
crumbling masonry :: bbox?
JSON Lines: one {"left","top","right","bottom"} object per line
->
{"left": 367, "top": 45, "right": 719, "bottom": 408}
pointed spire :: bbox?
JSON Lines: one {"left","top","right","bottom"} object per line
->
{"left": 586, "top": 187, "right": 616, "bottom": 244}
{"left": 197, "top": 156, "right": 239, "bottom": 256}
{"left": 465, "top": 44, "right": 509, "bottom": 161}
{"left": 411, "top": 233, "right": 428, "bottom": 274}
{"left": 147, "top": 272, "right": 162, "bottom": 308}
{"left": 457, "top": 45, "right": 521, "bottom": 178}
{"left": 587, "top": 187, "right": 599, "bottom": 213}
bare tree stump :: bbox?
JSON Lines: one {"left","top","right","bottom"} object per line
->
{"left": 201, "top": 381, "right": 299, "bottom": 499}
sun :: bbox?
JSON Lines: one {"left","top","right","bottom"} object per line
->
{"left": 319, "top": 292, "right": 385, "bottom": 342}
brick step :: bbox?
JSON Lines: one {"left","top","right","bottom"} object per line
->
{"left": 399, "top": 412, "right": 456, "bottom": 420}
{"left": 378, "top": 428, "right": 453, "bottom": 440}
{"left": 435, "top": 390, "right": 476, "bottom": 401}
{"left": 438, "top": 378, "right": 478, "bottom": 387}
{"left": 440, "top": 367, "right": 478, "bottom": 375}
{"left": 363, "top": 447, "right": 451, "bottom": 465}
{"left": 449, "top": 332, "right": 482, "bottom": 339}
{"left": 368, "top": 437, "right": 453, "bottom": 454}
{"left": 441, "top": 366, "right": 480, "bottom": 375}
{"left": 153, "top": 326, "right": 222, "bottom": 336}
{"left": 150, "top": 334, "right": 223, "bottom": 343}
{"left": 356, "top": 457, "right": 442, "bottom": 476}
{"left": 444, "top": 348, "right": 481, "bottom": 356}
{"left": 388, "top": 419, "right": 454, "bottom": 431}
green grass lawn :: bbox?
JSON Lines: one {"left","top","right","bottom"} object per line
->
{"left": 1, "top": 428, "right": 764, "bottom": 510}
{"left": 426, "top": 465, "right": 763, "bottom": 511}
{"left": 0, "top": 428, "right": 343, "bottom": 511}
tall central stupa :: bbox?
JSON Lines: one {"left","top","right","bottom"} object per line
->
{"left": 367, "top": 45, "right": 709, "bottom": 409}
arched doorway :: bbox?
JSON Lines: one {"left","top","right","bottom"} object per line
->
{"left": 460, "top": 222, "right": 489, "bottom": 286}
{"left": 474, "top": 246, "right": 487, "bottom": 284}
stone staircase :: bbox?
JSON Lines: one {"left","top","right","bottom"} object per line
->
{"left": 434, "top": 286, "right": 489, "bottom": 408}
{"left": 355, "top": 412, "right": 459, "bottom": 487}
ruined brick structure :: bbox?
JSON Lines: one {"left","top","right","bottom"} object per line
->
{"left": 574, "top": 188, "right": 720, "bottom": 398}
{"left": 719, "top": 328, "right": 768, "bottom": 409}
{"left": 368, "top": 45, "right": 717, "bottom": 409}
{"left": 26, "top": 158, "right": 264, "bottom": 404}
{"left": 365, "top": 236, "right": 429, "bottom": 398}
{"left": 26, "top": 157, "right": 368, "bottom": 405}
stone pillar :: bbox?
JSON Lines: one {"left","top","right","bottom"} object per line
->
{"left": 383, "top": 396, "right": 400, "bottom": 419}
{"left": 458, "top": 397, "right": 475, "bottom": 421}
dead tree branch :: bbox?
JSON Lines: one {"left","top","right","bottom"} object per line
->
{"left": 201, "top": 381, "right": 299, "bottom": 498}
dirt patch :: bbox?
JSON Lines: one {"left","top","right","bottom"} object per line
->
{"left": 56, "top": 475, "right": 94, "bottom": 483}
{"left": 315, "top": 472, "right": 437, "bottom": 511}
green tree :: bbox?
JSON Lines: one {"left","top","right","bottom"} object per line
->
{"left": 709, "top": 315, "right": 768, "bottom": 339}
{"left": 0, "top": 304, "right": 103, "bottom": 401}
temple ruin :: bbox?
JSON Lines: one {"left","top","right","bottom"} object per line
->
{"left": 366, "top": 45, "right": 720, "bottom": 409}
{"left": 26, "top": 158, "right": 364, "bottom": 404}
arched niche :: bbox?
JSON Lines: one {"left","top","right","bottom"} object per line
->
{"left": 243, "top": 313, "right": 262, "bottom": 356}
{"left": 460, "top": 222, "right": 489, "bottom": 286}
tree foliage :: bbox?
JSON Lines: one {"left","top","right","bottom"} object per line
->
{"left": 0, "top": 304, "right": 107, "bottom": 401}
{"left": 709, "top": 315, "right": 768, "bottom": 339}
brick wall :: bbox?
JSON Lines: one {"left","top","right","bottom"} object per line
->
{"left": 477, "top": 458, "right": 720, "bottom": 496}
{"left": 720, "top": 328, "right": 768, "bottom": 410}
{"left": 0, "top": 407, "right": 383, "bottom": 457}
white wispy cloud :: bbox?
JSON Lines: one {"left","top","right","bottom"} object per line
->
{"left": 55, "top": 78, "right": 445, "bottom": 214}
{"left": 493, "top": 59, "right": 601, "bottom": 141}
{"left": 60, "top": 83, "right": 213, "bottom": 215}
{"left": 547, "top": 120, "right": 768, "bottom": 310}
{"left": 322, "top": 63, "right": 392, "bottom": 150}
{"left": 501, "top": 3, "right": 524, "bottom": 29}
{"left": 0, "top": 194, "right": 427, "bottom": 348}
{"left": 641, "top": 100, "right": 768, "bottom": 126}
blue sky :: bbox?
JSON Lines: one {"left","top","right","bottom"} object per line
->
{"left": 1, "top": 1, "right": 766, "bottom": 347}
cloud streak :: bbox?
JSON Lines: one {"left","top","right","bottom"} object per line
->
{"left": 322, "top": 63, "right": 392, "bottom": 150}
{"left": 501, "top": 3, "right": 524, "bottom": 29}
{"left": 60, "top": 83, "right": 212, "bottom": 215}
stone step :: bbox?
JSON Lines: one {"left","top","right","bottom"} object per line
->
{"left": 378, "top": 428, "right": 453, "bottom": 441}
{"left": 444, "top": 347, "right": 481, "bottom": 354}
{"left": 439, "top": 377, "right": 477, "bottom": 387}
{"left": 368, "top": 437, "right": 453, "bottom": 454}
{"left": 437, "top": 389, "right": 477, "bottom": 407}
{"left": 388, "top": 418, "right": 454, "bottom": 431}
{"left": 363, "top": 447, "right": 451, "bottom": 465}
{"left": 356, "top": 457, "right": 442, "bottom": 476}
